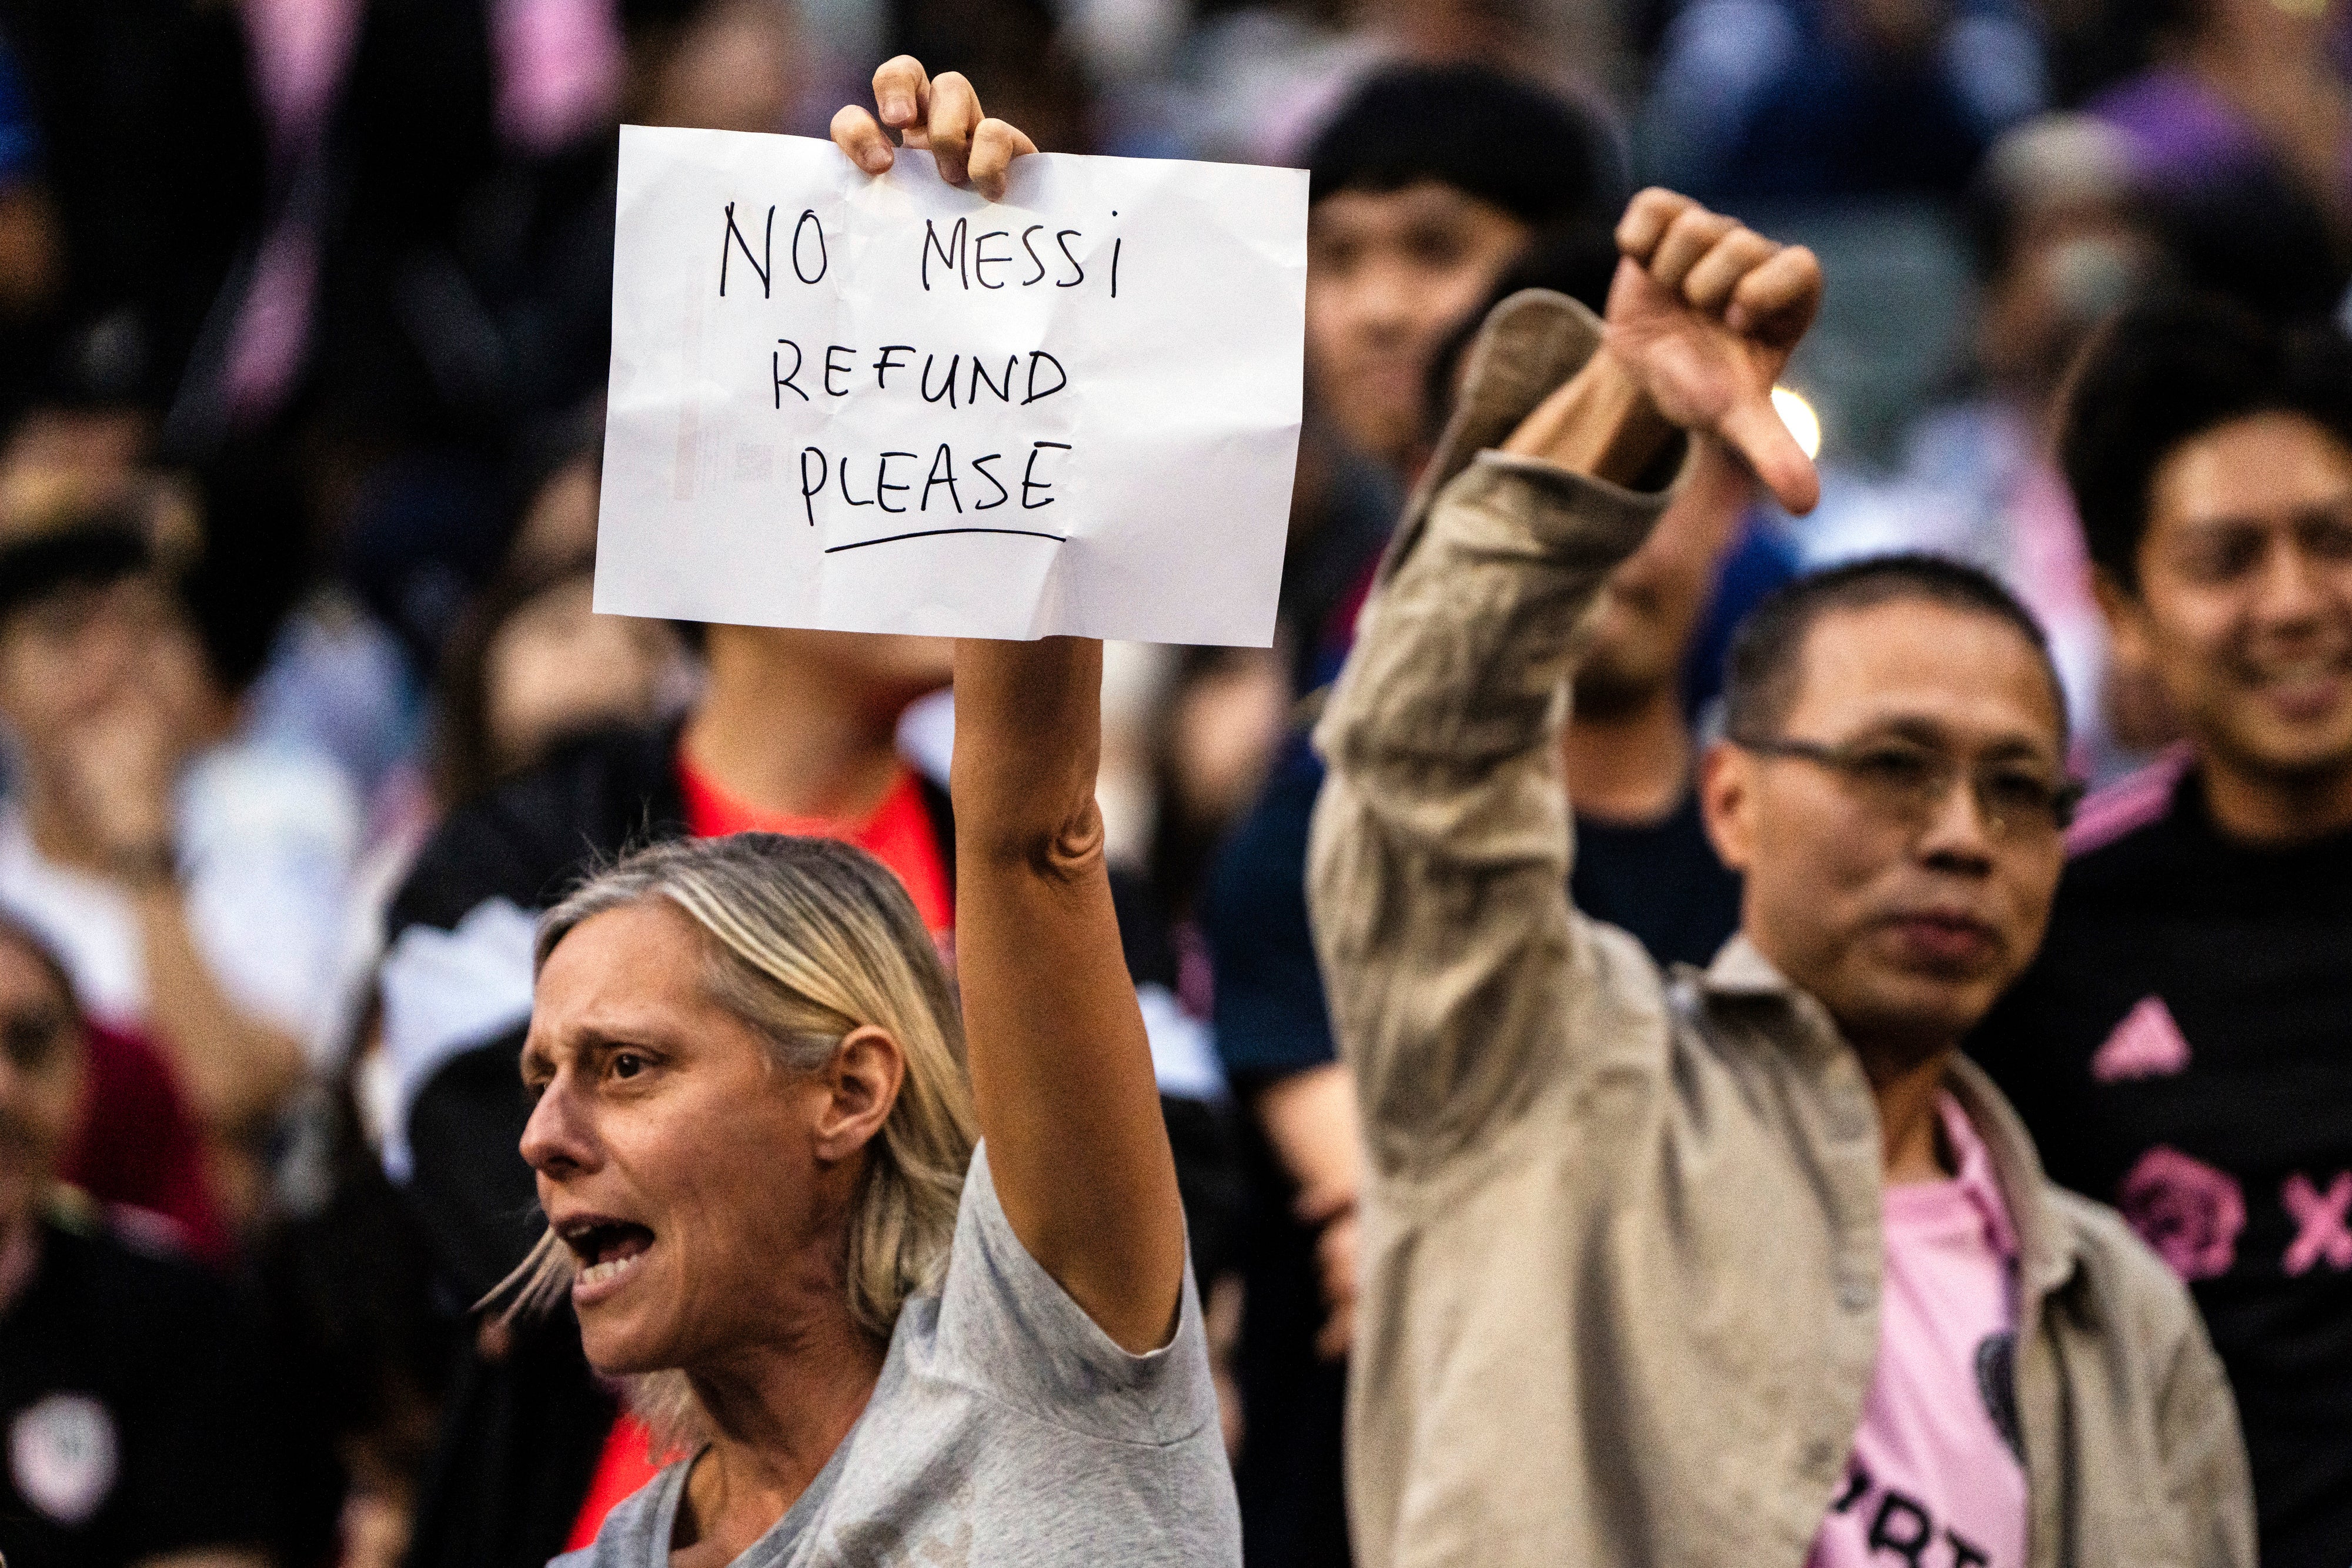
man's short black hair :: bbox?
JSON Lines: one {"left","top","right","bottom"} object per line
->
{"left": 0, "top": 479, "right": 300, "bottom": 697}
{"left": 1305, "top": 64, "right": 1619, "bottom": 229}
{"left": 2060, "top": 294, "right": 2352, "bottom": 593}
{"left": 0, "top": 517, "right": 153, "bottom": 628}
{"left": 1723, "top": 554, "right": 2068, "bottom": 748}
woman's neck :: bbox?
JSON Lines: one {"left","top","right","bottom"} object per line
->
{"left": 671, "top": 1318, "right": 887, "bottom": 1566}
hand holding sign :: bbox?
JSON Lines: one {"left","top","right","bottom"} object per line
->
{"left": 830, "top": 57, "right": 1037, "bottom": 196}
{"left": 594, "top": 59, "right": 1306, "bottom": 645}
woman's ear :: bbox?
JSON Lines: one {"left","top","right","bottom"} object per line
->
{"left": 812, "top": 1025, "right": 907, "bottom": 1162}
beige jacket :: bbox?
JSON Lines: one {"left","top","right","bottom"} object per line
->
{"left": 1306, "top": 292, "right": 2256, "bottom": 1568}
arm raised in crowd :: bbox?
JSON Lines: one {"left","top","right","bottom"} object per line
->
{"left": 833, "top": 62, "right": 1184, "bottom": 1356}
{"left": 950, "top": 635, "right": 1188, "bottom": 1356}
{"left": 1308, "top": 190, "right": 1819, "bottom": 1176}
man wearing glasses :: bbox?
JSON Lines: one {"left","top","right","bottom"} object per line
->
{"left": 1971, "top": 297, "right": 2352, "bottom": 1568}
{"left": 1308, "top": 186, "right": 2252, "bottom": 1567}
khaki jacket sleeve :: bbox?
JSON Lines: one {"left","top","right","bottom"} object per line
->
{"left": 1306, "top": 427, "right": 1672, "bottom": 1179}
{"left": 2156, "top": 1300, "right": 2257, "bottom": 1568}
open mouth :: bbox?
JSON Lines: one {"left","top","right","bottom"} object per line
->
{"left": 556, "top": 1216, "right": 656, "bottom": 1292}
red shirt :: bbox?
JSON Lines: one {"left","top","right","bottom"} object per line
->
{"left": 61, "top": 1022, "right": 233, "bottom": 1269}
{"left": 676, "top": 753, "right": 953, "bottom": 938}
{"left": 563, "top": 747, "right": 957, "bottom": 1549}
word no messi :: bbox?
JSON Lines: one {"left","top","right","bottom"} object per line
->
{"left": 796, "top": 440, "right": 1072, "bottom": 538}
{"left": 717, "top": 206, "right": 1123, "bottom": 298}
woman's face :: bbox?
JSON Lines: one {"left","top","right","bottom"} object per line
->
{"left": 519, "top": 901, "right": 863, "bottom": 1375}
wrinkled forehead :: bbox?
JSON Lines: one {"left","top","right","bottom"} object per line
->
{"left": 1783, "top": 600, "right": 2067, "bottom": 758}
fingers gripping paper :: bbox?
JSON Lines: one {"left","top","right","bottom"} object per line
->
{"left": 597, "top": 126, "right": 1307, "bottom": 645}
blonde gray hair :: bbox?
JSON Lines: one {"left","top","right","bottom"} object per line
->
{"left": 494, "top": 832, "right": 975, "bottom": 1449}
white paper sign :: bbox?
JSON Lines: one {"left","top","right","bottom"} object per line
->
{"left": 595, "top": 125, "right": 1307, "bottom": 645}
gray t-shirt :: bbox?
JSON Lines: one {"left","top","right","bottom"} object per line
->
{"left": 551, "top": 1144, "right": 1240, "bottom": 1568}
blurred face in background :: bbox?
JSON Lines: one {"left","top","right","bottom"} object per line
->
{"left": 1307, "top": 181, "right": 1531, "bottom": 473}
{"left": 1977, "top": 202, "right": 2158, "bottom": 399}
{"left": 1574, "top": 445, "right": 1751, "bottom": 721}
{"left": 2104, "top": 413, "right": 2352, "bottom": 791}
{"left": 0, "top": 573, "right": 218, "bottom": 781}
{"left": 0, "top": 932, "right": 81, "bottom": 1242}
{"left": 642, "top": 0, "right": 803, "bottom": 134}
{"left": 483, "top": 576, "right": 679, "bottom": 777}
{"left": 1835, "top": 0, "right": 1954, "bottom": 57}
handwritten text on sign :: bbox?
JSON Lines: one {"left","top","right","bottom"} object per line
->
{"left": 594, "top": 126, "right": 1307, "bottom": 644}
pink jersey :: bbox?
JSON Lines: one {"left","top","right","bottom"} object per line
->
{"left": 1809, "top": 1095, "right": 2027, "bottom": 1568}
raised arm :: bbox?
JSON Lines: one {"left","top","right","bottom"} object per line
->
{"left": 1308, "top": 190, "right": 1820, "bottom": 1178}
{"left": 951, "top": 636, "right": 1186, "bottom": 1355}
{"left": 831, "top": 62, "right": 1181, "bottom": 1354}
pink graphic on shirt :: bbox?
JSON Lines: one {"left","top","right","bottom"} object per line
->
{"left": 2118, "top": 1146, "right": 2244, "bottom": 1282}
{"left": 2281, "top": 1173, "right": 2352, "bottom": 1276}
{"left": 2089, "top": 995, "right": 2191, "bottom": 1084}
{"left": 2065, "top": 744, "right": 2192, "bottom": 855}
{"left": 1809, "top": 1096, "right": 2025, "bottom": 1568}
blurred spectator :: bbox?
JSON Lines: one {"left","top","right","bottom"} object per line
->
{"left": 1133, "top": 0, "right": 1622, "bottom": 167}
{"left": 2087, "top": 0, "right": 2350, "bottom": 318}
{"left": 1304, "top": 63, "right": 1617, "bottom": 476}
{"left": 888, "top": 0, "right": 1094, "bottom": 153}
{"left": 1145, "top": 646, "right": 1290, "bottom": 924}
{"left": 431, "top": 556, "right": 689, "bottom": 808}
{"left": 1642, "top": 0, "right": 2048, "bottom": 200}
{"left": 0, "top": 914, "right": 287, "bottom": 1568}
{"left": 1973, "top": 297, "right": 2352, "bottom": 1568}
{"left": 1798, "top": 113, "right": 2176, "bottom": 781}
{"left": 0, "top": 509, "right": 361, "bottom": 1233}
{"left": 0, "top": 1, "right": 265, "bottom": 423}
{"left": 1200, "top": 63, "right": 1623, "bottom": 1568}
{"left": 270, "top": 0, "right": 624, "bottom": 447}
{"left": 1553, "top": 439, "right": 1754, "bottom": 962}
{"left": 0, "top": 32, "right": 58, "bottom": 417}
{"left": 255, "top": 1061, "right": 460, "bottom": 1568}
{"left": 642, "top": 0, "right": 806, "bottom": 133}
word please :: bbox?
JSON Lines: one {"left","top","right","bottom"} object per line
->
{"left": 796, "top": 441, "right": 1071, "bottom": 531}
{"left": 773, "top": 342, "right": 1067, "bottom": 409}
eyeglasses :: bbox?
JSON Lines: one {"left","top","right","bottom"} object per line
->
{"left": 1, "top": 1008, "right": 69, "bottom": 1073}
{"left": 1732, "top": 734, "right": 2084, "bottom": 840}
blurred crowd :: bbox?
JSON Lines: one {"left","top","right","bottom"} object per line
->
{"left": 1, "top": 1, "right": 2349, "bottom": 1566}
